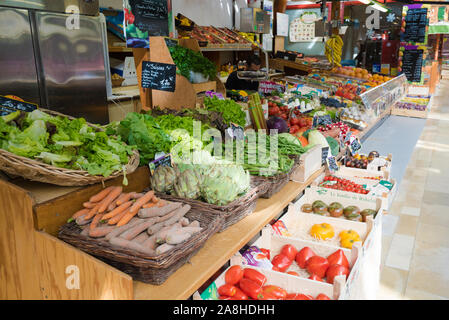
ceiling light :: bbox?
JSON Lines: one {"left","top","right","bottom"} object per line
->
{"left": 370, "top": 3, "right": 388, "bottom": 12}
{"left": 358, "top": 0, "right": 371, "bottom": 4}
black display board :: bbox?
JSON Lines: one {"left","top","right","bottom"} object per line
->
{"left": 402, "top": 49, "right": 424, "bottom": 83}
{"left": 0, "top": 96, "right": 37, "bottom": 116}
{"left": 403, "top": 8, "right": 428, "bottom": 43}
{"left": 130, "top": 0, "right": 169, "bottom": 35}
{"left": 141, "top": 61, "right": 176, "bottom": 92}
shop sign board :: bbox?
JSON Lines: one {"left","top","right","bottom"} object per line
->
{"left": 402, "top": 48, "right": 424, "bottom": 83}
{"left": 0, "top": 95, "right": 37, "bottom": 116}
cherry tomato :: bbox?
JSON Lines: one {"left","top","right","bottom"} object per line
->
{"left": 327, "top": 249, "right": 349, "bottom": 269}
{"left": 225, "top": 265, "right": 244, "bottom": 285}
{"left": 315, "top": 293, "right": 332, "bottom": 300}
{"left": 286, "top": 293, "right": 313, "bottom": 300}
{"left": 306, "top": 256, "right": 329, "bottom": 278}
{"left": 287, "top": 271, "right": 299, "bottom": 276}
{"left": 295, "top": 246, "right": 316, "bottom": 269}
{"left": 260, "top": 248, "right": 270, "bottom": 260}
{"left": 271, "top": 254, "right": 293, "bottom": 273}
{"left": 219, "top": 295, "right": 238, "bottom": 300}
{"left": 308, "top": 274, "right": 324, "bottom": 282}
{"left": 243, "top": 268, "right": 267, "bottom": 286}
{"left": 326, "top": 264, "right": 349, "bottom": 284}
{"left": 218, "top": 284, "right": 237, "bottom": 297}
{"left": 233, "top": 287, "right": 249, "bottom": 300}
{"left": 280, "top": 244, "right": 298, "bottom": 261}
{"left": 262, "top": 285, "right": 287, "bottom": 300}
{"left": 239, "top": 278, "right": 263, "bottom": 300}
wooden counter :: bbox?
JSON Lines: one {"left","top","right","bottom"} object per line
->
{"left": 0, "top": 163, "right": 323, "bottom": 300}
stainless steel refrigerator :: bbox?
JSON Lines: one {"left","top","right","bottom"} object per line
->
{"left": 0, "top": 0, "right": 109, "bottom": 124}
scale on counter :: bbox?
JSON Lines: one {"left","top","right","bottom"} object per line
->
{"left": 236, "top": 70, "right": 268, "bottom": 81}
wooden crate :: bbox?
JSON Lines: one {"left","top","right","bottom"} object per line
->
{"left": 280, "top": 203, "right": 373, "bottom": 253}
{"left": 338, "top": 154, "right": 392, "bottom": 180}
{"left": 391, "top": 107, "right": 428, "bottom": 119}
{"left": 194, "top": 254, "right": 345, "bottom": 300}
{"left": 192, "top": 80, "right": 217, "bottom": 94}
{"left": 290, "top": 145, "right": 322, "bottom": 183}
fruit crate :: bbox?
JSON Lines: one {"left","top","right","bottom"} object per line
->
{"left": 290, "top": 145, "right": 323, "bottom": 183}
{"left": 339, "top": 153, "right": 392, "bottom": 180}
{"left": 315, "top": 173, "right": 397, "bottom": 212}
{"left": 193, "top": 251, "right": 346, "bottom": 300}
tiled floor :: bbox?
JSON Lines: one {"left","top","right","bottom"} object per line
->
{"left": 376, "top": 80, "right": 449, "bottom": 300}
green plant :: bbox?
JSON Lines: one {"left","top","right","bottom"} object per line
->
{"left": 168, "top": 45, "right": 217, "bottom": 81}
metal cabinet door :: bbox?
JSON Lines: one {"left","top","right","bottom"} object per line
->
{"left": 35, "top": 11, "right": 109, "bottom": 124}
{"left": 0, "top": 8, "right": 41, "bottom": 105}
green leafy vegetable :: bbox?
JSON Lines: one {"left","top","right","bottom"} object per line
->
{"left": 168, "top": 45, "right": 217, "bottom": 81}
{"left": 203, "top": 96, "right": 246, "bottom": 128}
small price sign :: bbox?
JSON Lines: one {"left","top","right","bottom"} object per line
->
{"left": 326, "top": 155, "right": 339, "bottom": 173}
{"left": 148, "top": 153, "right": 172, "bottom": 175}
{"left": 349, "top": 136, "right": 362, "bottom": 155}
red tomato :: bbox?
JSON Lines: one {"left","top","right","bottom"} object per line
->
{"left": 280, "top": 244, "right": 298, "bottom": 261}
{"left": 287, "top": 271, "right": 299, "bottom": 276}
{"left": 286, "top": 293, "right": 313, "bottom": 300}
{"left": 219, "top": 295, "right": 238, "bottom": 300}
{"left": 327, "top": 249, "right": 350, "bottom": 269}
{"left": 290, "top": 125, "right": 300, "bottom": 134}
{"left": 271, "top": 254, "right": 292, "bottom": 273}
{"left": 243, "top": 268, "right": 267, "bottom": 286}
{"left": 257, "top": 292, "right": 279, "bottom": 300}
{"left": 326, "top": 264, "right": 349, "bottom": 284}
{"left": 218, "top": 284, "right": 237, "bottom": 297}
{"left": 308, "top": 274, "right": 324, "bottom": 282}
{"left": 262, "top": 285, "right": 287, "bottom": 300}
{"left": 260, "top": 248, "right": 270, "bottom": 260}
{"left": 295, "top": 246, "right": 316, "bottom": 269}
{"left": 290, "top": 118, "right": 300, "bottom": 126}
{"left": 233, "top": 287, "right": 249, "bottom": 300}
{"left": 239, "top": 278, "right": 263, "bottom": 300}
{"left": 225, "top": 265, "right": 244, "bottom": 285}
{"left": 306, "top": 256, "right": 329, "bottom": 278}
{"left": 315, "top": 293, "right": 332, "bottom": 300}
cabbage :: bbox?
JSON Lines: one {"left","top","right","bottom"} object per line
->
{"left": 278, "top": 133, "right": 300, "bottom": 146}
{"left": 307, "top": 130, "right": 329, "bottom": 149}
{"left": 267, "top": 116, "right": 289, "bottom": 134}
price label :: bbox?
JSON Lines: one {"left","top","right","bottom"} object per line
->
{"left": 225, "top": 123, "right": 245, "bottom": 141}
{"left": 313, "top": 114, "right": 333, "bottom": 128}
{"left": 148, "top": 153, "right": 172, "bottom": 175}
{"left": 326, "top": 155, "right": 339, "bottom": 173}
{"left": 349, "top": 136, "right": 362, "bottom": 155}
{"left": 321, "top": 146, "right": 330, "bottom": 165}
{"left": 0, "top": 95, "right": 37, "bottom": 115}
{"left": 141, "top": 61, "right": 176, "bottom": 92}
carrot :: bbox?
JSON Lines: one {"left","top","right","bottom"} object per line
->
{"left": 129, "top": 190, "right": 154, "bottom": 214}
{"left": 69, "top": 208, "right": 89, "bottom": 222}
{"left": 115, "top": 192, "right": 132, "bottom": 206}
{"left": 166, "top": 232, "right": 192, "bottom": 245}
{"left": 157, "top": 200, "right": 167, "bottom": 207}
{"left": 180, "top": 217, "right": 190, "bottom": 227}
{"left": 142, "top": 235, "right": 157, "bottom": 250}
{"left": 90, "top": 213, "right": 105, "bottom": 231}
{"left": 75, "top": 214, "right": 91, "bottom": 226}
{"left": 84, "top": 201, "right": 102, "bottom": 220}
{"left": 142, "top": 202, "right": 157, "bottom": 209}
{"left": 132, "top": 232, "right": 149, "bottom": 244}
{"left": 108, "top": 208, "right": 130, "bottom": 225}
{"left": 107, "top": 201, "right": 118, "bottom": 212}
{"left": 131, "top": 193, "right": 144, "bottom": 199}
{"left": 146, "top": 204, "right": 191, "bottom": 235}
{"left": 152, "top": 196, "right": 160, "bottom": 203}
{"left": 155, "top": 243, "right": 175, "bottom": 254}
{"left": 102, "top": 200, "right": 133, "bottom": 220}
{"left": 116, "top": 210, "right": 139, "bottom": 227}
{"left": 89, "top": 186, "right": 115, "bottom": 203}
{"left": 98, "top": 186, "right": 123, "bottom": 213}
{"left": 83, "top": 202, "right": 97, "bottom": 209}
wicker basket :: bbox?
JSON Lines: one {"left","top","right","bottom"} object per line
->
{"left": 250, "top": 157, "right": 301, "bottom": 199}
{"left": 0, "top": 108, "right": 140, "bottom": 186}
{"left": 154, "top": 187, "right": 260, "bottom": 232}
{"left": 58, "top": 208, "right": 223, "bottom": 285}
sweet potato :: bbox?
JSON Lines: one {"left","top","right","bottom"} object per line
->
{"left": 131, "top": 232, "right": 149, "bottom": 244}
{"left": 105, "top": 218, "right": 141, "bottom": 240}
{"left": 76, "top": 214, "right": 92, "bottom": 226}
{"left": 138, "top": 202, "right": 182, "bottom": 219}
{"left": 146, "top": 204, "right": 191, "bottom": 235}
{"left": 80, "top": 226, "right": 90, "bottom": 236}
{"left": 109, "top": 237, "right": 154, "bottom": 255}
{"left": 166, "top": 232, "right": 192, "bottom": 245}
{"left": 89, "top": 226, "right": 115, "bottom": 238}
{"left": 119, "top": 218, "right": 158, "bottom": 240}
{"left": 155, "top": 243, "right": 175, "bottom": 255}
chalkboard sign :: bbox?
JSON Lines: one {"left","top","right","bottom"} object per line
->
{"left": 326, "top": 155, "right": 339, "bottom": 173}
{"left": 313, "top": 114, "right": 333, "bottom": 128}
{"left": 225, "top": 123, "right": 245, "bottom": 141}
{"left": 402, "top": 49, "right": 424, "bottom": 83}
{"left": 403, "top": 8, "right": 428, "bottom": 43}
{"left": 349, "top": 137, "right": 362, "bottom": 155}
{"left": 321, "top": 147, "right": 329, "bottom": 165}
{"left": 141, "top": 61, "right": 176, "bottom": 92}
{"left": 124, "top": 0, "right": 170, "bottom": 48}
{"left": 0, "top": 96, "right": 37, "bottom": 114}
{"left": 164, "top": 37, "right": 178, "bottom": 48}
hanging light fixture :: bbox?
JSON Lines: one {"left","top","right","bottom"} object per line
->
{"left": 358, "top": 0, "right": 371, "bottom": 4}
{"left": 370, "top": 1, "right": 389, "bottom": 13}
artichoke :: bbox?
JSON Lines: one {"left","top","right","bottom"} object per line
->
{"left": 172, "top": 169, "right": 201, "bottom": 199}
{"left": 150, "top": 165, "right": 178, "bottom": 194}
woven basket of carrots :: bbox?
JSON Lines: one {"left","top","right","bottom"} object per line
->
{"left": 58, "top": 187, "right": 224, "bottom": 285}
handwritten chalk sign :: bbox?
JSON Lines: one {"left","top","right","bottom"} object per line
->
{"left": 326, "top": 155, "right": 339, "bottom": 173}
{"left": 402, "top": 49, "right": 424, "bottom": 83}
{"left": 141, "top": 61, "right": 176, "bottom": 92}
{"left": 0, "top": 96, "right": 37, "bottom": 114}
{"left": 321, "top": 146, "right": 329, "bottom": 165}
{"left": 349, "top": 137, "right": 362, "bottom": 155}
{"left": 225, "top": 123, "right": 245, "bottom": 141}
{"left": 313, "top": 114, "right": 333, "bottom": 128}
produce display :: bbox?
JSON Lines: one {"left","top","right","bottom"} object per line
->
{"left": 168, "top": 45, "right": 217, "bottom": 82}
{"left": 68, "top": 188, "right": 204, "bottom": 255}
{"left": 324, "top": 35, "right": 343, "bottom": 67}
{"left": 0, "top": 109, "right": 135, "bottom": 177}
{"left": 203, "top": 96, "right": 247, "bottom": 128}
{"left": 332, "top": 66, "right": 392, "bottom": 87}
{"left": 394, "top": 95, "right": 430, "bottom": 112}
{"left": 300, "top": 200, "right": 377, "bottom": 222}
{"left": 319, "top": 175, "right": 370, "bottom": 194}
{"left": 218, "top": 266, "right": 332, "bottom": 300}
{"left": 344, "top": 151, "right": 390, "bottom": 170}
